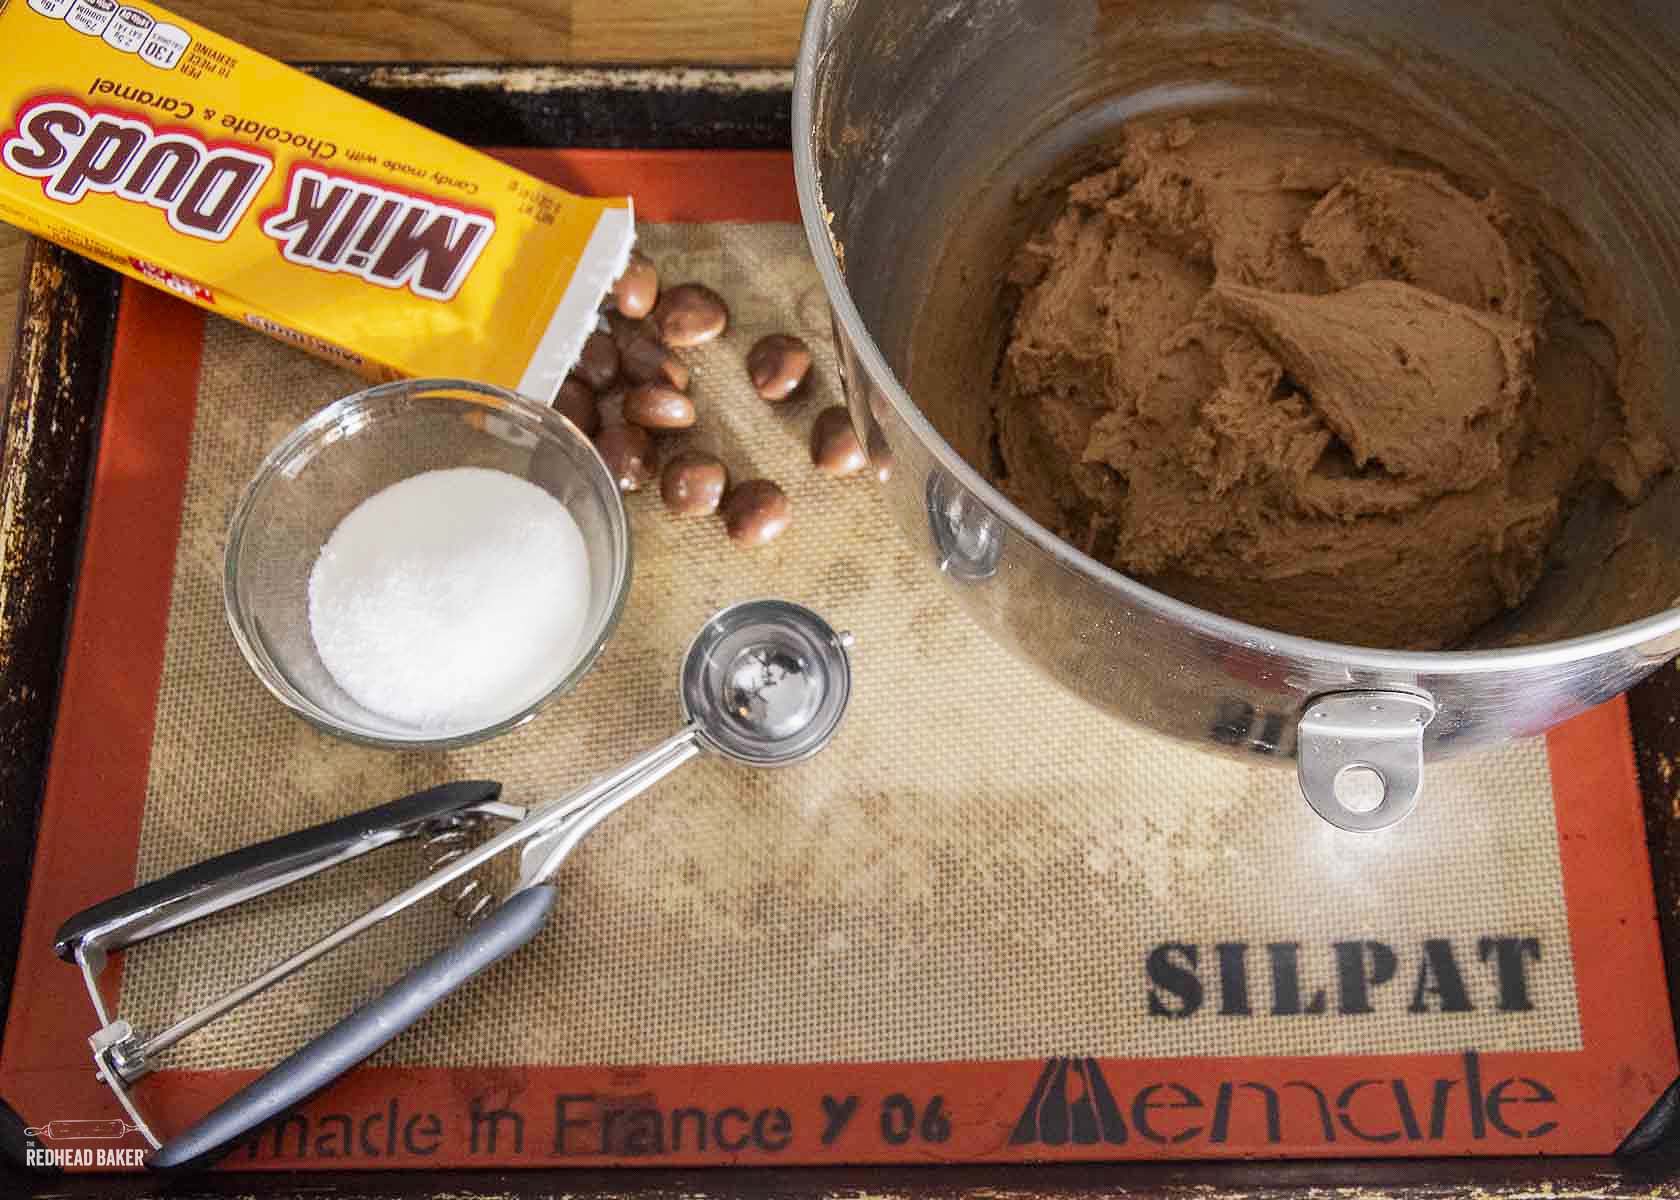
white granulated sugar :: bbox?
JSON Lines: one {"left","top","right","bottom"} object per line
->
{"left": 307, "top": 466, "right": 592, "bottom": 733}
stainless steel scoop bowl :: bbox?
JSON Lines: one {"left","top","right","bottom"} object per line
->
{"left": 794, "top": 0, "right": 1680, "bottom": 831}
{"left": 682, "top": 598, "right": 854, "bottom": 766}
{"left": 517, "top": 599, "right": 854, "bottom": 886}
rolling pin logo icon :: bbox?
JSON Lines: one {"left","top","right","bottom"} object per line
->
{"left": 25, "top": 1118, "right": 142, "bottom": 1140}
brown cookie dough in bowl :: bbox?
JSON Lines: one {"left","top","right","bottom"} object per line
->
{"left": 796, "top": 0, "right": 1680, "bottom": 827}
{"left": 988, "top": 113, "right": 1670, "bottom": 650}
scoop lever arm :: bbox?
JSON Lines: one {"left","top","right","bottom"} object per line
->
{"left": 53, "top": 781, "right": 507, "bottom": 961}
{"left": 146, "top": 884, "right": 557, "bottom": 1172}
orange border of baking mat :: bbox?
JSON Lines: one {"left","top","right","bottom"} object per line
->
{"left": 2, "top": 149, "right": 1674, "bottom": 1171}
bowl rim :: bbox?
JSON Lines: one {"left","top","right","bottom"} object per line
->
{"left": 790, "top": 2, "right": 1680, "bottom": 674}
{"left": 223, "top": 376, "right": 633, "bottom": 750}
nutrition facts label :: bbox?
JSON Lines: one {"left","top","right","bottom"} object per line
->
{"left": 26, "top": 0, "right": 190, "bottom": 70}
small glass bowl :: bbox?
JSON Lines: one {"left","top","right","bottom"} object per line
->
{"left": 224, "top": 378, "right": 631, "bottom": 749}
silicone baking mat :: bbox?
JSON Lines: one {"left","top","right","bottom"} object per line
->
{"left": 0, "top": 150, "right": 1674, "bottom": 1171}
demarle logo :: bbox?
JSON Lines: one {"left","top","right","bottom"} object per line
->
{"left": 1009, "top": 1053, "right": 1559, "bottom": 1149}
{"left": 1011, "top": 1058, "right": 1127, "bottom": 1146}
{"left": 2, "top": 96, "right": 271, "bottom": 242}
{"left": 260, "top": 165, "right": 494, "bottom": 302}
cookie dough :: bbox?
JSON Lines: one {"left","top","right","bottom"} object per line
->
{"left": 996, "top": 114, "right": 1671, "bottom": 649}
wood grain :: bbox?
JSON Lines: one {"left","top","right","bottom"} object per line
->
{"left": 0, "top": 228, "right": 27, "bottom": 396}
{"left": 571, "top": 0, "right": 803, "bottom": 64}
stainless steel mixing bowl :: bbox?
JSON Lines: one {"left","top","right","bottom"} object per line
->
{"left": 794, "top": 0, "right": 1680, "bottom": 830}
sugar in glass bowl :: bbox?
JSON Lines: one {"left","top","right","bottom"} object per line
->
{"left": 224, "top": 378, "right": 631, "bottom": 749}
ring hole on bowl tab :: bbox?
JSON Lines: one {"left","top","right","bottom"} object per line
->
{"left": 1333, "top": 765, "right": 1386, "bottom": 814}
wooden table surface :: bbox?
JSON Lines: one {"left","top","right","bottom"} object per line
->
{"left": 0, "top": 0, "right": 806, "bottom": 389}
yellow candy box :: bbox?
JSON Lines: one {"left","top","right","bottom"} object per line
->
{"left": 0, "top": 0, "right": 635, "bottom": 400}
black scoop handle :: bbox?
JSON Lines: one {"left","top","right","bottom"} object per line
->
{"left": 53, "top": 781, "right": 502, "bottom": 960}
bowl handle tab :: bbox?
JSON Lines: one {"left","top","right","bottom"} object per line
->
{"left": 1296, "top": 691, "right": 1437, "bottom": 833}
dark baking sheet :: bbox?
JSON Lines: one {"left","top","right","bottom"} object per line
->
{"left": 2, "top": 63, "right": 1679, "bottom": 1198}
